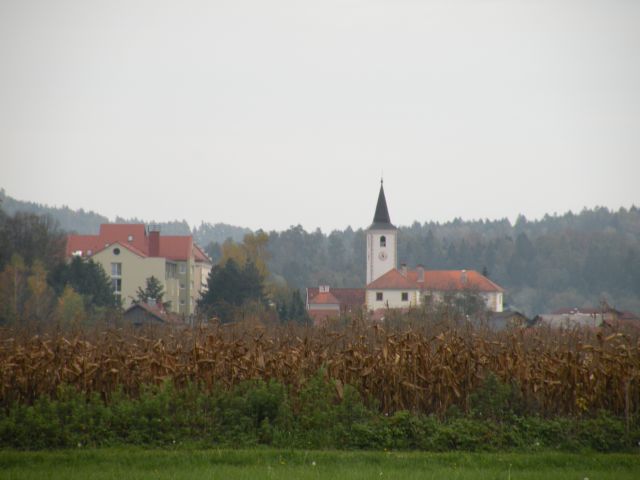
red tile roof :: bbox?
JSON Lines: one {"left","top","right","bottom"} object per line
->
{"left": 158, "top": 236, "right": 193, "bottom": 261}
{"left": 367, "top": 268, "right": 503, "bottom": 292}
{"left": 194, "top": 244, "right": 210, "bottom": 263}
{"left": 308, "top": 291, "right": 340, "bottom": 305}
{"left": 99, "top": 224, "right": 148, "bottom": 253}
{"left": 94, "top": 241, "right": 148, "bottom": 258}
{"left": 367, "top": 269, "right": 416, "bottom": 290}
{"left": 307, "top": 288, "right": 365, "bottom": 308}
{"left": 66, "top": 224, "right": 211, "bottom": 263}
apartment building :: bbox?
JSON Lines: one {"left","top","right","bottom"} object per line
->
{"left": 66, "top": 224, "right": 212, "bottom": 316}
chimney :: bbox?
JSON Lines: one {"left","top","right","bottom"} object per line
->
{"left": 400, "top": 263, "right": 407, "bottom": 277}
{"left": 148, "top": 224, "right": 160, "bottom": 257}
{"left": 461, "top": 269, "right": 467, "bottom": 285}
{"left": 417, "top": 264, "right": 425, "bottom": 282}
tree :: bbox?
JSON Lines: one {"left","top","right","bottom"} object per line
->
{"left": 134, "top": 276, "right": 170, "bottom": 309}
{"left": 219, "top": 231, "right": 271, "bottom": 278}
{"left": 48, "top": 257, "right": 116, "bottom": 310}
{"left": 55, "top": 285, "right": 86, "bottom": 330}
{"left": 205, "top": 241, "right": 222, "bottom": 264}
{"left": 0, "top": 210, "right": 65, "bottom": 271}
{"left": 0, "top": 255, "right": 56, "bottom": 328}
{"left": 0, "top": 254, "right": 28, "bottom": 325}
{"left": 198, "top": 259, "right": 265, "bottom": 321}
{"left": 23, "top": 260, "right": 55, "bottom": 327}
{"left": 273, "top": 287, "right": 310, "bottom": 324}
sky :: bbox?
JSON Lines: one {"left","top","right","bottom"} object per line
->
{"left": 1, "top": 0, "right": 639, "bottom": 233}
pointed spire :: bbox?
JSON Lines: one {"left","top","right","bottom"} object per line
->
{"left": 369, "top": 181, "right": 396, "bottom": 230}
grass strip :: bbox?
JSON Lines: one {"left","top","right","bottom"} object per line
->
{"left": 1, "top": 448, "right": 639, "bottom": 480}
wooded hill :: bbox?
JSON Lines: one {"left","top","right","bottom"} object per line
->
{"left": 2, "top": 189, "right": 638, "bottom": 316}
{"left": 0, "top": 189, "right": 250, "bottom": 244}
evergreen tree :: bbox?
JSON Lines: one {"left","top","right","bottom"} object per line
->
{"left": 48, "top": 257, "right": 116, "bottom": 310}
{"left": 134, "top": 276, "right": 170, "bottom": 309}
{"left": 198, "top": 259, "right": 265, "bottom": 321}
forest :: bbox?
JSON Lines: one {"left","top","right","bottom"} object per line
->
{"left": 2, "top": 189, "right": 639, "bottom": 316}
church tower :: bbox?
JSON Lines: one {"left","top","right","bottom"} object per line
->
{"left": 366, "top": 180, "right": 397, "bottom": 284}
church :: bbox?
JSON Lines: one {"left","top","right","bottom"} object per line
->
{"left": 306, "top": 182, "right": 504, "bottom": 324}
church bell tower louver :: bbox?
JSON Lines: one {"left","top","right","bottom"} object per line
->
{"left": 366, "top": 180, "right": 397, "bottom": 284}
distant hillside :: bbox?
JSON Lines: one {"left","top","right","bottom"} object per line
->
{"left": 3, "top": 188, "right": 638, "bottom": 316}
{"left": 0, "top": 189, "right": 251, "bottom": 244}
{"left": 0, "top": 189, "right": 109, "bottom": 234}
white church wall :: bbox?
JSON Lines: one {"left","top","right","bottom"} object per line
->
{"left": 366, "top": 229, "right": 398, "bottom": 284}
{"left": 366, "top": 289, "right": 419, "bottom": 310}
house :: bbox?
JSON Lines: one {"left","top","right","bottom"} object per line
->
{"left": 533, "top": 306, "right": 640, "bottom": 330}
{"left": 533, "top": 312, "right": 604, "bottom": 329}
{"left": 66, "top": 224, "right": 211, "bottom": 315}
{"left": 123, "top": 302, "right": 180, "bottom": 326}
{"left": 306, "top": 286, "right": 365, "bottom": 325}
{"left": 306, "top": 180, "right": 505, "bottom": 319}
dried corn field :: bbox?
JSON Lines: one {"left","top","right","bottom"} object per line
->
{"left": 1, "top": 323, "right": 639, "bottom": 417}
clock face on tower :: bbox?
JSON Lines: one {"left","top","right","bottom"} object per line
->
{"left": 378, "top": 251, "right": 388, "bottom": 261}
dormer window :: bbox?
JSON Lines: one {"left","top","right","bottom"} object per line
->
{"left": 127, "top": 235, "right": 133, "bottom": 242}
{"left": 380, "top": 236, "right": 386, "bottom": 247}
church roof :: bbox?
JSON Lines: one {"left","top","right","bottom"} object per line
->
{"left": 368, "top": 181, "right": 396, "bottom": 230}
{"left": 367, "top": 269, "right": 416, "bottom": 289}
{"left": 367, "top": 268, "right": 504, "bottom": 292}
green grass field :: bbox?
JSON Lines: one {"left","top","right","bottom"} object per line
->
{"left": 1, "top": 448, "right": 639, "bottom": 480}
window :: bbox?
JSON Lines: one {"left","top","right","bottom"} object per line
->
{"left": 166, "top": 263, "right": 177, "bottom": 278}
{"left": 127, "top": 235, "right": 133, "bottom": 242}
{"left": 179, "top": 263, "right": 186, "bottom": 274}
{"left": 376, "top": 292, "right": 383, "bottom": 301}
{"left": 401, "top": 292, "right": 409, "bottom": 302}
{"left": 380, "top": 236, "right": 386, "bottom": 247}
{"left": 110, "top": 263, "right": 122, "bottom": 300}
{"left": 113, "top": 247, "right": 120, "bottom": 255}
{"left": 111, "top": 263, "right": 122, "bottom": 277}
{"left": 180, "top": 282, "right": 185, "bottom": 290}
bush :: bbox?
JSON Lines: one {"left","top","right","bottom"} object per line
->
{"left": 470, "top": 373, "right": 525, "bottom": 422}
{"left": 0, "top": 376, "right": 638, "bottom": 452}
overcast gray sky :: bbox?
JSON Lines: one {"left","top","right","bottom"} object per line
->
{"left": 1, "top": 0, "right": 639, "bottom": 232}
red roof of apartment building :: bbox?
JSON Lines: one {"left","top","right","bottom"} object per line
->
{"left": 367, "top": 268, "right": 503, "bottom": 292}
{"left": 66, "top": 224, "right": 210, "bottom": 263}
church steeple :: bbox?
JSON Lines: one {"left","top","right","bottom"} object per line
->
{"left": 366, "top": 179, "right": 398, "bottom": 284}
{"left": 370, "top": 179, "right": 396, "bottom": 230}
